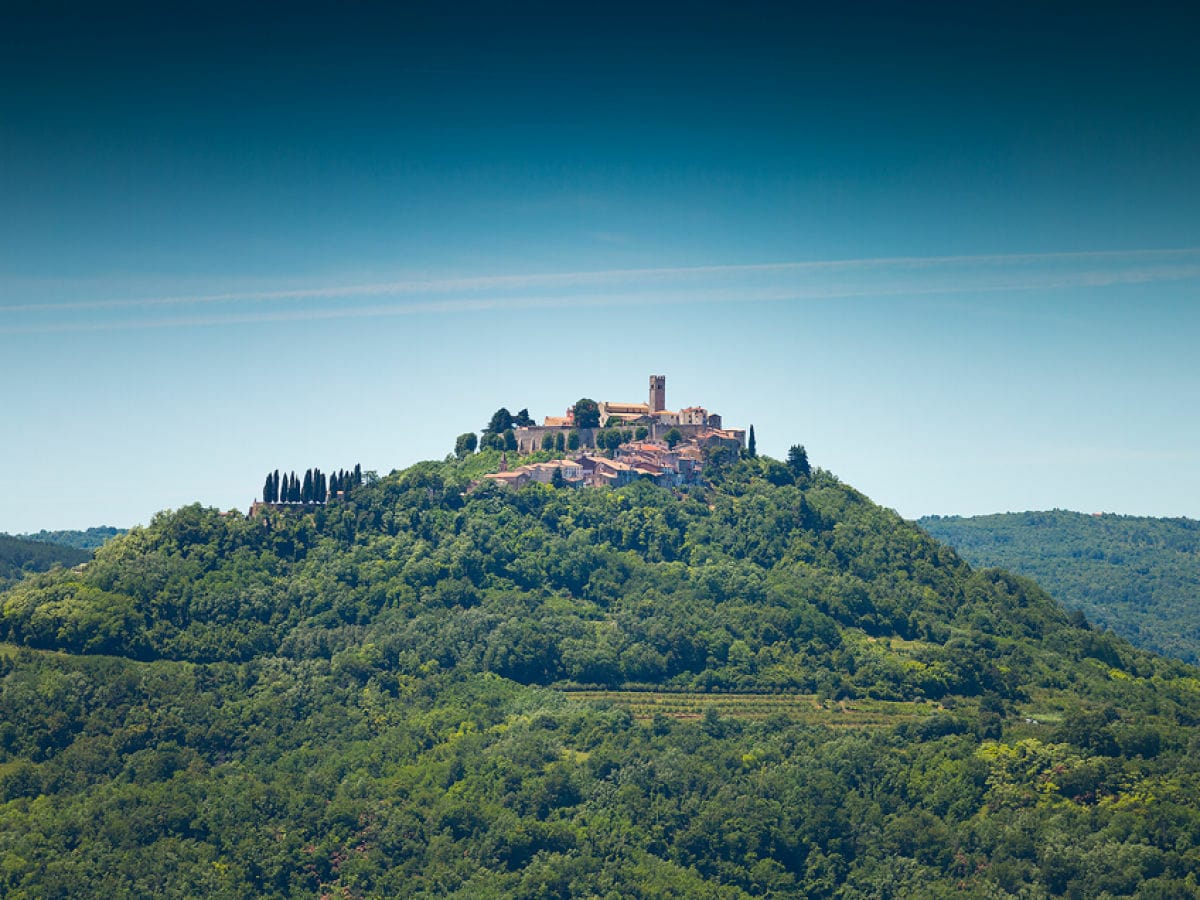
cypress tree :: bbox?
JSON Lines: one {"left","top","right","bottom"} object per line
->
{"left": 272, "top": 470, "right": 280, "bottom": 503}
{"left": 302, "top": 470, "right": 313, "bottom": 503}
{"left": 290, "top": 472, "right": 300, "bottom": 503}
{"left": 748, "top": 425, "right": 757, "bottom": 458}
{"left": 354, "top": 463, "right": 362, "bottom": 486}
{"left": 263, "top": 473, "right": 272, "bottom": 503}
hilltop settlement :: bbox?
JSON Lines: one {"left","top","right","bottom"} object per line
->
{"left": 251, "top": 375, "right": 752, "bottom": 510}
{"left": 478, "top": 375, "right": 747, "bottom": 489}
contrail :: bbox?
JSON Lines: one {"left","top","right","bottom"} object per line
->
{"left": 2, "top": 258, "right": 1197, "bottom": 334}
{"left": 2, "top": 246, "right": 1199, "bottom": 314}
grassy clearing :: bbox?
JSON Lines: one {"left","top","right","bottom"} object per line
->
{"left": 562, "top": 688, "right": 940, "bottom": 726}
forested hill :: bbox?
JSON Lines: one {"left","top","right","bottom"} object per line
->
{"left": 13, "top": 525, "right": 125, "bottom": 551}
{"left": 0, "top": 534, "right": 89, "bottom": 588}
{"left": 919, "top": 511, "right": 1200, "bottom": 664}
{"left": 3, "top": 452, "right": 1200, "bottom": 897}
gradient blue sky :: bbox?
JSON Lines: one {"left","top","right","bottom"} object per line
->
{"left": 2, "top": 2, "right": 1198, "bottom": 532}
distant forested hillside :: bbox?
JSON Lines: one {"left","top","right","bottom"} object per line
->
{"left": 3, "top": 456, "right": 1200, "bottom": 897}
{"left": 14, "top": 526, "right": 125, "bottom": 551}
{"left": 919, "top": 511, "right": 1200, "bottom": 664}
{"left": 0, "top": 534, "right": 89, "bottom": 588}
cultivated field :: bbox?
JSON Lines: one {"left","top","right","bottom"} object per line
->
{"left": 562, "top": 688, "right": 942, "bottom": 726}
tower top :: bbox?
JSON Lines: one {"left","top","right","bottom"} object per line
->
{"left": 649, "top": 375, "right": 666, "bottom": 412}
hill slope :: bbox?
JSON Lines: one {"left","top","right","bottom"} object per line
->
{"left": 2, "top": 453, "right": 1200, "bottom": 897}
{"left": 919, "top": 511, "right": 1200, "bottom": 664}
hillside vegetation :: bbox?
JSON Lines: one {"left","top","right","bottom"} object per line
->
{"left": 0, "top": 534, "right": 89, "bottom": 589}
{"left": 3, "top": 452, "right": 1200, "bottom": 897}
{"left": 920, "top": 511, "right": 1200, "bottom": 664}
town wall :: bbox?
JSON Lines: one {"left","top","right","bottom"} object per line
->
{"left": 515, "top": 422, "right": 743, "bottom": 454}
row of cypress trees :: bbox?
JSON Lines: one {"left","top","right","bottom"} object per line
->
{"left": 262, "top": 464, "right": 362, "bottom": 504}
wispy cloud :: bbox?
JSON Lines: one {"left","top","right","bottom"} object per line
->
{"left": 2, "top": 247, "right": 1198, "bottom": 334}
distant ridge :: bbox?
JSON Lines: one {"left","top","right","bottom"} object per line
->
{"left": 0, "top": 533, "right": 90, "bottom": 587}
{"left": 918, "top": 510, "right": 1200, "bottom": 664}
{"left": 13, "top": 526, "right": 126, "bottom": 551}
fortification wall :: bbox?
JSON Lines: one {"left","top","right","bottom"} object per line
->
{"left": 515, "top": 422, "right": 743, "bottom": 453}
{"left": 515, "top": 426, "right": 600, "bottom": 454}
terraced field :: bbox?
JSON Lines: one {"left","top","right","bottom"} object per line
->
{"left": 562, "top": 689, "right": 943, "bottom": 727}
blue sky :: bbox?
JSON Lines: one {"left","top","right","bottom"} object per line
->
{"left": 2, "top": 2, "right": 1198, "bottom": 532}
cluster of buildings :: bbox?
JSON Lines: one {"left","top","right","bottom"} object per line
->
{"left": 514, "top": 375, "right": 745, "bottom": 454}
{"left": 483, "top": 375, "right": 745, "bottom": 491}
{"left": 482, "top": 441, "right": 705, "bottom": 490}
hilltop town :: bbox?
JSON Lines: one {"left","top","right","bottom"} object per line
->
{"left": 480, "top": 375, "right": 748, "bottom": 489}
{"left": 249, "top": 375, "right": 752, "bottom": 511}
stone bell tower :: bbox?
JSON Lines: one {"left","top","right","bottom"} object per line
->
{"left": 649, "top": 375, "right": 666, "bottom": 412}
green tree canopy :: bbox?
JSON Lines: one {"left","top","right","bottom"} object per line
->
{"left": 3, "top": 452, "right": 1200, "bottom": 898}
{"left": 455, "top": 432, "right": 478, "bottom": 458}
{"left": 573, "top": 398, "right": 600, "bottom": 429}
{"left": 485, "top": 408, "right": 513, "bottom": 434}
{"left": 787, "top": 444, "right": 811, "bottom": 477}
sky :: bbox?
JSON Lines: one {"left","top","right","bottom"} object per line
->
{"left": 2, "top": 2, "right": 1198, "bottom": 533}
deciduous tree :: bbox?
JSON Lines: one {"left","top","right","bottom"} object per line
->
{"left": 455, "top": 432, "right": 479, "bottom": 458}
